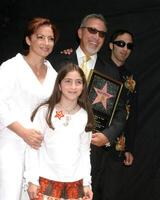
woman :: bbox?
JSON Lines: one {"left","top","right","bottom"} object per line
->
{"left": 0, "top": 17, "right": 58, "bottom": 200}
{"left": 25, "top": 62, "right": 94, "bottom": 200}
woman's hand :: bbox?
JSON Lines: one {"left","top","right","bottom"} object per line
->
{"left": 8, "top": 122, "right": 43, "bottom": 149}
{"left": 23, "top": 128, "right": 43, "bottom": 149}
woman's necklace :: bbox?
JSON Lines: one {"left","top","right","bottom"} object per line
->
{"left": 56, "top": 103, "right": 78, "bottom": 126}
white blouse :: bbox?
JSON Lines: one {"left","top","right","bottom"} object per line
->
{"left": 0, "top": 53, "right": 57, "bottom": 138}
{"left": 24, "top": 105, "right": 92, "bottom": 187}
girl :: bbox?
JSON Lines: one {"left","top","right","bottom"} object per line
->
{"left": 0, "top": 17, "right": 58, "bottom": 200}
{"left": 24, "top": 62, "right": 94, "bottom": 200}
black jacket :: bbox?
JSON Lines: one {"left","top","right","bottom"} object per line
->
{"left": 108, "top": 59, "right": 138, "bottom": 153}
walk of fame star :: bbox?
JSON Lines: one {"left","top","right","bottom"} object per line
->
{"left": 92, "top": 83, "right": 113, "bottom": 109}
{"left": 54, "top": 111, "right": 64, "bottom": 119}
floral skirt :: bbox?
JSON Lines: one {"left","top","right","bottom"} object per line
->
{"left": 35, "top": 177, "right": 84, "bottom": 200}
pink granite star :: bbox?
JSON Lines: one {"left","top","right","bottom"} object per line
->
{"left": 92, "top": 83, "right": 113, "bottom": 109}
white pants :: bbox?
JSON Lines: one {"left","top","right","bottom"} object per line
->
{"left": 0, "top": 135, "right": 26, "bottom": 200}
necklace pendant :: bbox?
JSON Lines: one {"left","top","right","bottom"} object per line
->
{"left": 63, "top": 115, "right": 71, "bottom": 126}
{"left": 63, "top": 121, "right": 69, "bottom": 126}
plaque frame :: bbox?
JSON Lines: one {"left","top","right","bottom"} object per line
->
{"left": 88, "top": 70, "right": 123, "bottom": 131}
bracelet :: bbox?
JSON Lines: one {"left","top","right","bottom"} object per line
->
{"left": 105, "top": 142, "right": 111, "bottom": 148}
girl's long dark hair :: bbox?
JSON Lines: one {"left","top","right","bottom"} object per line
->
{"left": 31, "top": 62, "right": 95, "bottom": 132}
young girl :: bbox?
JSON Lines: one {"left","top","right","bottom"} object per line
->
{"left": 24, "top": 62, "right": 94, "bottom": 200}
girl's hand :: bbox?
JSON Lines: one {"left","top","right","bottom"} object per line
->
{"left": 83, "top": 186, "right": 93, "bottom": 200}
{"left": 27, "top": 182, "right": 39, "bottom": 200}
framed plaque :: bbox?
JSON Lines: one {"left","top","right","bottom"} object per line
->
{"left": 88, "top": 70, "right": 123, "bottom": 131}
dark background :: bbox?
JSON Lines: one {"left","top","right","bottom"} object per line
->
{"left": 1, "top": 1, "right": 160, "bottom": 199}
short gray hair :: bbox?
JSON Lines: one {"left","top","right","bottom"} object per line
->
{"left": 80, "top": 13, "right": 107, "bottom": 31}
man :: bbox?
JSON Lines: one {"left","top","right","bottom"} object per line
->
{"left": 108, "top": 29, "right": 136, "bottom": 165}
{"left": 98, "top": 29, "right": 137, "bottom": 200}
{"left": 51, "top": 14, "right": 126, "bottom": 199}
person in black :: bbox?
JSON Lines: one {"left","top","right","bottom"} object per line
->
{"left": 97, "top": 29, "right": 137, "bottom": 200}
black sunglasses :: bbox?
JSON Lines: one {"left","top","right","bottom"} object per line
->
{"left": 81, "top": 27, "right": 106, "bottom": 38}
{"left": 112, "top": 40, "right": 134, "bottom": 50}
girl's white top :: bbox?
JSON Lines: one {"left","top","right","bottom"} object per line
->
{"left": 24, "top": 105, "right": 92, "bottom": 187}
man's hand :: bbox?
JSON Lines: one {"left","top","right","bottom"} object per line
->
{"left": 91, "top": 132, "right": 109, "bottom": 147}
{"left": 60, "top": 48, "right": 73, "bottom": 55}
{"left": 124, "top": 152, "right": 134, "bottom": 166}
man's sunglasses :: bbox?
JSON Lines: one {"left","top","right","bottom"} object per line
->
{"left": 112, "top": 40, "right": 134, "bottom": 50}
{"left": 81, "top": 27, "right": 106, "bottom": 38}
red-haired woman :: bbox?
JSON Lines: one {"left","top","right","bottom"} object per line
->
{"left": 0, "top": 17, "right": 58, "bottom": 200}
